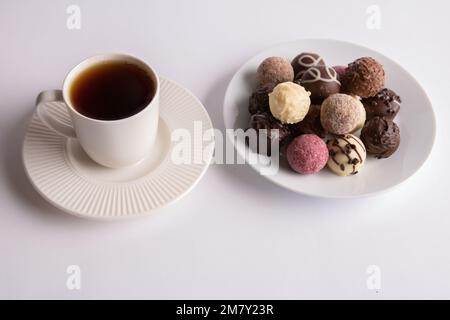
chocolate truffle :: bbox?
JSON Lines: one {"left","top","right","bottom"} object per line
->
{"left": 361, "top": 88, "right": 401, "bottom": 121}
{"left": 320, "top": 94, "right": 366, "bottom": 135}
{"left": 248, "top": 112, "right": 290, "bottom": 156}
{"left": 291, "top": 52, "right": 326, "bottom": 79}
{"left": 289, "top": 104, "right": 327, "bottom": 138}
{"left": 327, "top": 134, "right": 367, "bottom": 176}
{"left": 360, "top": 116, "right": 400, "bottom": 159}
{"left": 256, "top": 57, "right": 294, "bottom": 88}
{"left": 248, "top": 82, "right": 276, "bottom": 114}
{"left": 343, "top": 57, "right": 385, "bottom": 98}
{"left": 297, "top": 65, "right": 341, "bottom": 104}
{"left": 333, "top": 65, "right": 347, "bottom": 82}
{"left": 287, "top": 134, "right": 328, "bottom": 174}
{"left": 269, "top": 82, "right": 311, "bottom": 124}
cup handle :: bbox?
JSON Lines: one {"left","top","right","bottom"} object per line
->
{"left": 36, "top": 90, "right": 77, "bottom": 139}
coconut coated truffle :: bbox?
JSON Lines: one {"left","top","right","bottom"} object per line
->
{"left": 320, "top": 94, "right": 366, "bottom": 135}
{"left": 269, "top": 82, "right": 311, "bottom": 124}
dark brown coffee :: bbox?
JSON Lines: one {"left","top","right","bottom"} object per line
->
{"left": 69, "top": 61, "right": 155, "bottom": 120}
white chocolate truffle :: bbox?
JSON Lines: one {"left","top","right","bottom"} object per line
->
{"left": 269, "top": 82, "right": 311, "bottom": 124}
{"left": 327, "top": 134, "right": 366, "bottom": 176}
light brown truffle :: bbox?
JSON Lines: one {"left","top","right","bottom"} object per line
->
{"left": 256, "top": 57, "right": 294, "bottom": 88}
{"left": 320, "top": 94, "right": 366, "bottom": 135}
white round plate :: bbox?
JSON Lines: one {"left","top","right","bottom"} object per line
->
{"left": 223, "top": 39, "right": 436, "bottom": 198}
{"left": 23, "top": 77, "right": 214, "bottom": 219}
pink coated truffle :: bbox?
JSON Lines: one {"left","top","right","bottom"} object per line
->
{"left": 287, "top": 134, "right": 328, "bottom": 174}
{"left": 333, "top": 65, "right": 347, "bottom": 82}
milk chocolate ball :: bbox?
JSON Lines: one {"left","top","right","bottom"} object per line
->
{"left": 256, "top": 57, "right": 294, "bottom": 88}
{"left": 291, "top": 52, "right": 326, "bottom": 79}
{"left": 298, "top": 65, "right": 341, "bottom": 104}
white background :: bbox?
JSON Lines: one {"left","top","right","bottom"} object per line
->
{"left": 0, "top": 0, "right": 449, "bottom": 299}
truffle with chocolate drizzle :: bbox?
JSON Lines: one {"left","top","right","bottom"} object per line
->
{"left": 326, "top": 134, "right": 367, "bottom": 176}
{"left": 291, "top": 52, "right": 326, "bottom": 80}
{"left": 298, "top": 65, "right": 341, "bottom": 104}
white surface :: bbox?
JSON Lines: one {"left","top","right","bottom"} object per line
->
{"left": 224, "top": 39, "right": 436, "bottom": 198}
{"left": 0, "top": 0, "right": 449, "bottom": 299}
{"left": 24, "top": 78, "right": 213, "bottom": 219}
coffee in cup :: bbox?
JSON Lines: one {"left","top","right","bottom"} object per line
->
{"left": 36, "top": 53, "right": 160, "bottom": 168}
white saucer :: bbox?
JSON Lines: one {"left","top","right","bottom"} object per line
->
{"left": 223, "top": 39, "right": 436, "bottom": 198}
{"left": 23, "top": 78, "right": 214, "bottom": 219}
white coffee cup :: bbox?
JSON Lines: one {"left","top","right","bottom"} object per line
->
{"left": 36, "top": 53, "right": 159, "bottom": 168}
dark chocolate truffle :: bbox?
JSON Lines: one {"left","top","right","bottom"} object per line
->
{"left": 297, "top": 65, "right": 341, "bottom": 104}
{"left": 291, "top": 52, "right": 326, "bottom": 79}
{"left": 360, "top": 116, "right": 400, "bottom": 159}
{"left": 248, "top": 82, "right": 276, "bottom": 114}
{"left": 361, "top": 88, "right": 401, "bottom": 121}
{"left": 343, "top": 57, "right": 385, "bottom": 98}
{"left": 289, "top": 104, "right": 327, "bottom": 138}
{"left": 247, "top": 112, "right": 291, "bottom": 155}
